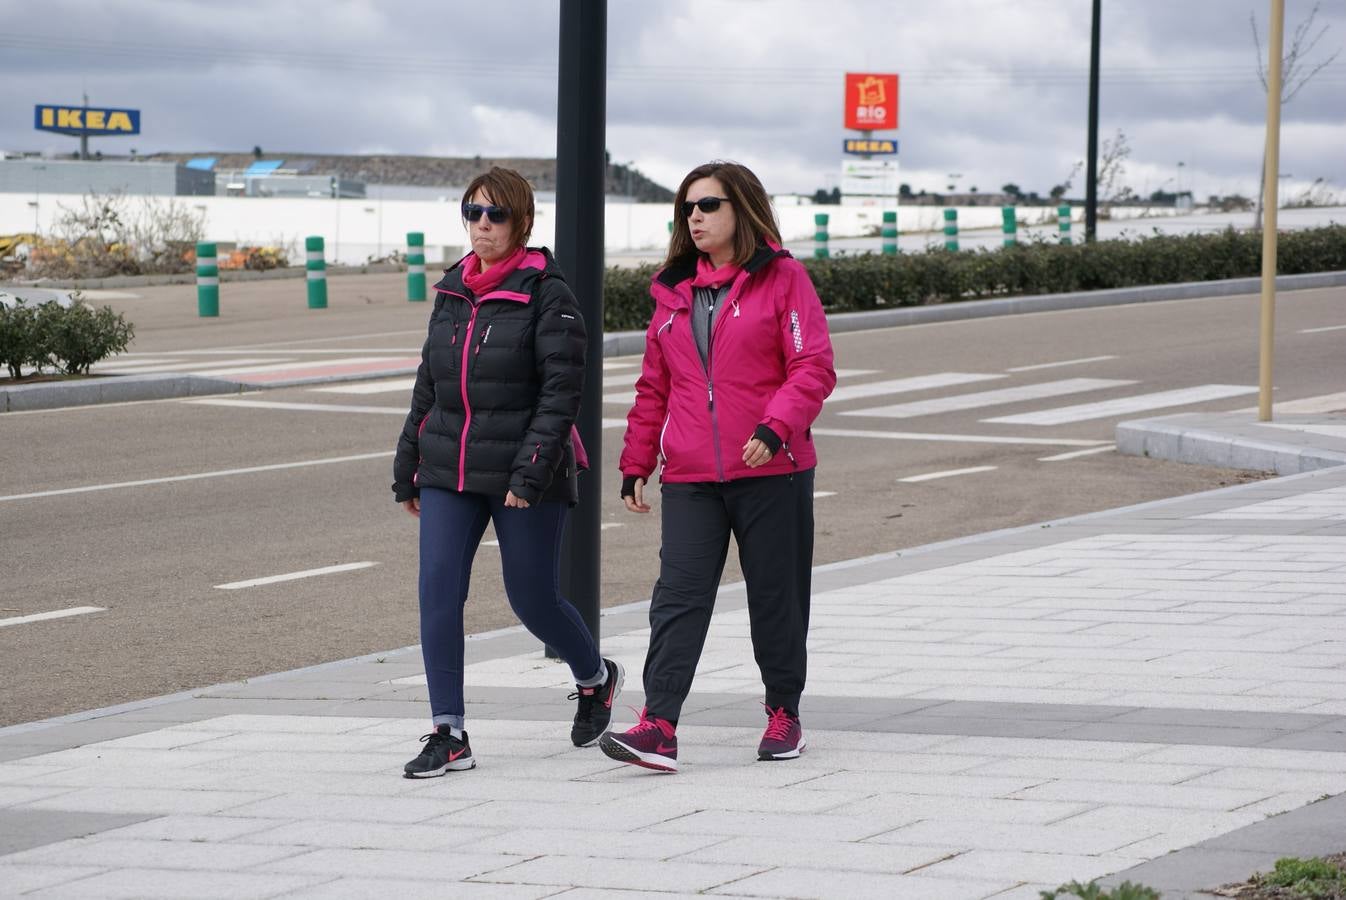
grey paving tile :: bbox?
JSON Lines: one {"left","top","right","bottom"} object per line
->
{"left": 20, "top": 867, "right": 328, "bottom": 899}
{"left": 0, "top": 864, "right": 112, "bottom": 894}
{"left": 1054, "top": 721, "right": 1286, "bottom": 747}
{"left": 1105, "top": 707, "right": 1338, "bottom": 732}
{"left": 0, "top": 809, "right": 156, "bottom": 856}
{"left": 1098, "top": 847, "right": 1284, "bottom": 895}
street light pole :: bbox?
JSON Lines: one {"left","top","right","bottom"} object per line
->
{"left": 554, "top": 0, "right": 607, "bottom": 648}
{"left": 1085, "top": 0, "right": 1101, "bottom": 242}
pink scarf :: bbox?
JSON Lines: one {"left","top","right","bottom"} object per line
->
{"left": 691, "top": 255, "right": 742, "bottom": 289}
{"left": 461, "top": 246, "right": 526, "bottom": 295}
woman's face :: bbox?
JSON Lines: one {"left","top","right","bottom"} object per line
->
{"left": 685, "top": 176, "right": 736, "bottom": 264}
{"left": 466, "top": 188, "right": 520, "bottom": 266}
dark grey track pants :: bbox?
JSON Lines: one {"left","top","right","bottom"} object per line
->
{"left": 642, "top": 468, "right": 815, "bottom": 722}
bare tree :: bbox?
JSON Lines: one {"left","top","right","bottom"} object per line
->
{"left": 1250, "top": 2, "right": 1341, "bottom": 228}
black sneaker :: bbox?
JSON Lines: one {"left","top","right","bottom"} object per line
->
{"left": 569, "top": 658, "right": 625, "bottom": 747}
{"left": 403, "top": 725, "right": 475, "bottom": 778}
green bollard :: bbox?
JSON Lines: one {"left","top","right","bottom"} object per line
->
{"left": 195, "top": 241, "right": 218, "bottom": 317}
{"left": 406, "top": 232, "right": 426, "bottom": 302}
{"left": 1058, "top": 204, "right": 1072, "bottom": 246}
{"left": 943, "top": 209, "right": 959, "bottom": 251}
{"left": 306, "top": 236, "right": 327, "bottom": 309}
{"left": 882, "top": 210, "right": 898, "bottom": 255}
{"left": 813, "top": 213, "right": 830, "bottom": 258}
{"left": 1002, "top": 206, "right": 1017, "bottom": 248}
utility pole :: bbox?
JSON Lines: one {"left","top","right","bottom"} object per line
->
{"left": 554, "top": 0, "right": 607, "bottom": 647}
{"left": 1085, "top": 0, "right": 1101, "bottom": 241}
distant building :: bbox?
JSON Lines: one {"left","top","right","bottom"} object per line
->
{"left": 0, "top": 158, "right": 214, "bottom": 196}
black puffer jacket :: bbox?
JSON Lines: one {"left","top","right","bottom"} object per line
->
{"left": 392, "top": 247, "right": 585, "bottom": 505}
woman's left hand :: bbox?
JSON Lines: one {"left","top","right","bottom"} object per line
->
{"left": 504, "top": 491, "right": 530, "bottom": 508}
{"left": 741, "top": 437, "right": 773, "bottom": 468}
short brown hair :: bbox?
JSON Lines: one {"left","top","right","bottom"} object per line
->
{"left": 664, "top": 161, "right": 782, "bottom": 269}
{"left": 462, "top": 167, "right": 535, "bottom": 248}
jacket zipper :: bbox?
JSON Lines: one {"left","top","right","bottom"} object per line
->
{"left": 457, "top": 301, "right": 482, "bottom": 491}
{"left": 704, "top": 291, "right": 725, "bottom": 481}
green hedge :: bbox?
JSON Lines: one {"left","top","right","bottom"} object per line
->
{"left": 601, "top": 224, "right": 1346, "bottom": 332}
{"left": 0, "top": 299, "right": 134, "bottom": 379}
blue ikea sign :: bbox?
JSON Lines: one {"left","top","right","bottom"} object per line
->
{"left": 35, "top": 105, "right": 141, "bottom": 137}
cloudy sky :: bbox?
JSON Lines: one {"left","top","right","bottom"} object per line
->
{"left": 4, "top": 0, "right": 1343, "bottom": 203}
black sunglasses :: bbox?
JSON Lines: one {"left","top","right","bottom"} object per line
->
{"left": 681, "top": 196, "right": 730, "bottom": 217}
{"left": 462, "top": 203, "right": 511, "bottom": 224}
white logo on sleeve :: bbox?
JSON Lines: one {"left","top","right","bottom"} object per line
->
{"left": 789, "top": 310, "right": 803, "bottom": 352}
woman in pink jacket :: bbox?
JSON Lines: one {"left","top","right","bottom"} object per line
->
{"left": 600, "top": 161, "right": 836, "bottom": 773}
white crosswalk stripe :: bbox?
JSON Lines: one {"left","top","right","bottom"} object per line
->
{"left": 827, "top": 372, "right": 1005, "bottom": 404}
{"left": 841, "top": 378, "right": 1135, "bottom": 419}
{"left": 313, "top": 378, "right": 417, "bottom": 395}
{"left": 983, "top": 384, "right": 1259, "bottom": 425}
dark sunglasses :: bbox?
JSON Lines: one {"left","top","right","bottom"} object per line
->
{"left": 681, "top": 196, "right": 730, "bottom": 217}
{"left": 462, "top": 203, "right": 511, "bottom": 224}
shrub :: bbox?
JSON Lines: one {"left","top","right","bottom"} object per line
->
{"left": 42, "top": 301, "right": 135, "bottom": 375}
{"left": 1040, "top": 880, "right": 1161, "bottom": 900}
{"left": 0, "top": 298, "right": 134, "bottom": 378}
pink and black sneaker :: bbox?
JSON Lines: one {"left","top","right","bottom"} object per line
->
{"left": 570, "top": 658, "right": 625, "bottom": 747}
{"left": 599, "top": 708, "right": 678, "bottom": 772}
{"left": 757, "top": 705, "right": 805, "bottom": 760}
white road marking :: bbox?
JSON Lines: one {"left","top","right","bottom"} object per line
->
{"left": 89, "top": 357, "right": 179, "bottom": 370}
{"left": 900, "top": 466, "right": 998, "bottom": 483}
{"left": 93, "top": 358, "right": 284, "bottom": 375}
{"left": 1301, "top": 324, "right": 1346, "bottom": 333}
{"left": 212, "top": 329, "right": 424, "bottom": 350}
{"left": 0, "top": 452, "right": 393, "bottom": 502}
{"left": 983, "top": 384, "right": 1259, "bottom": 425}
{"left": 482, "top": 522, "right": 624, "bottom": 547}
{"left": 812, "top": 427, "right": 1108, "bottom": 447}
{"left": 185, "top": 399, "right": 404, "bottom": 415}
{"left": 215, "top": 562, "right": 378, "bottom": 590}
{"left": 156, "top": 348, "right": 424, "bottom": 355}
{"left": 813, "top": 491, "right": 837, "bottom": 498}
{"left": 1006, "top": 355, "right": 1117, "bottom": 372}
{"left": 826, "top": 372, "right": 1004, "bottom": 404}
{"left": 841, "top": 378, "right": 1135, "bottom": 419}
{"left": 0, "top": 606, "right": 106, "bottom": 628}
{"left": 1038, "top": 444, "right": 1118, "bottom": 462}
{"left": 603, "top": 418, "right": 626, "bottom": 429}
{"left": 190, "top": 357, "right": 400, "bottom": 377}
{"left": 312, "top": 378, "right": 417, "bottom": 395}
{"left": 603, "top": 391, "right": 636, "bottom": 406}
{"left": 833, "top": 369, "right": 880, "bottom": 378}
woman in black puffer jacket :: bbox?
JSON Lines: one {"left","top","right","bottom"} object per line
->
{"left": 392, "top": 167, "right": 622, "bottom": 778}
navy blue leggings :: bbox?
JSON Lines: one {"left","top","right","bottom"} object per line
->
{"left": 417, "top": 486, "right": 602, "bottom": 724}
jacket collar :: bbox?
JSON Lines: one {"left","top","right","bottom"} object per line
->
{"left": 655, "top": 244, "right": 789, "bottom": 290}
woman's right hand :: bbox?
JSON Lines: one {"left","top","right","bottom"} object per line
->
{"left": 623, "top": 477, "right": 650, "bottom": 514}
{"left": 402, "top": 498, "right": 420, "bottom": 518}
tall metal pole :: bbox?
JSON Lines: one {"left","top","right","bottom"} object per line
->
{"left": 1085, "top": 0, "right": 1101, "bottom": 242}
{"left": 554, "top": 0, "right": 606, "bottom": 647}
{"left": 1258, "top": 0, "right": 1285, "bottom": 422}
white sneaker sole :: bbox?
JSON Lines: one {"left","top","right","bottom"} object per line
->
{"left": 758, "top": 737, "right": 806, "bottom": 761}
{"left": 403, "top": 756, "right": 476, "bottom": 778}
{"left": 599, "top": 733, "right": 678, "bottom": 773}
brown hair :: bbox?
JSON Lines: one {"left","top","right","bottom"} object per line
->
{"left": 462, "top": 167, "right": 535, "bottom": 248}
{"left": 664, "top": 161, "right": 781, "bottom": 269}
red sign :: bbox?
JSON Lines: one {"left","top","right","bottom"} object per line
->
{"left": 844, "top": 73, "right": 899, "bottom": 131}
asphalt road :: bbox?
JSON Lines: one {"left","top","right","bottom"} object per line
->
{"left": 3, "top": 278, "right": 1342, "bottom": 726}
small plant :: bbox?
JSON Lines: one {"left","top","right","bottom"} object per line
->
{"left": 1253, "top": 856, "right": 1346, "bottom": 898}
{"left": 0, "top": 297, "right": 134, "bottom": 379}
{"left": 1041, "top": 880, "right": 1162, "bottom": 900}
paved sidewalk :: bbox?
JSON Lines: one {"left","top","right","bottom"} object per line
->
{"left": 3, "top": 426, "right": 1346, "bottom": 898}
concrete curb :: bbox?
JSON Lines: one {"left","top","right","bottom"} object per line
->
{"left": 1117, "top": 412, "right": 1346, "bottom": 475}
{"left": 0, "top": 373, "right": 244, "bottom": 412}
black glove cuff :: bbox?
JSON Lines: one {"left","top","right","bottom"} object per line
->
{"left": 621, "top": 474, "right": 640, "bottom": 499}
{"left": 753, "top": 424, "right": 783, "bottom": 454}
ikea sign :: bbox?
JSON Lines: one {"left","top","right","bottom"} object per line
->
{"left": 34, "top": 105, "right": 141, "bottom": 136}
